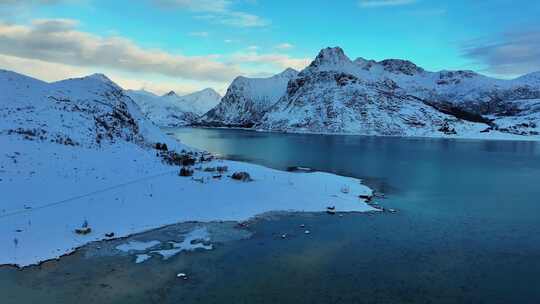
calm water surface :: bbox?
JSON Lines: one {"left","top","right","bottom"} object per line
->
{"left": 167, "top": 128, "right": 540, "bottom": 303}
{"left": 2, "top": 128, "right": 539, "bottom": 304}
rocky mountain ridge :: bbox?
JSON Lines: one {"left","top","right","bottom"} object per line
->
{"left": 200, "top": 68, "right": 298, "bottom": 127}
{"left": 199, "top": 47, "right": 540, "bottom": 139}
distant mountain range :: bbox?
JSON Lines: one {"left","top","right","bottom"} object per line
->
{"left": 200, "top": 47, "right": 540, "bottom": 140}
{"left": 2, "top": 44, "right": 540, "bottom": 141}
{"left": 127, "top": 88, "right": 221, "bottom": 127}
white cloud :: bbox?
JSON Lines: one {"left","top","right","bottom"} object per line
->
{"left": 0, "top": 18, "right": 311, "bottom": 96}
{"left": 0, "top": 19, "right": 241, "bottom": 82}
{"left": 358, "top": 0, "right": 417, "bottom": 8}
{"left": 0, "top": 53, "right": 91, "bottom": 81}
{"left": 462, "top": 30, "right": 540, "bottom": 77}
{"left": 231, "top": 51, "right": 310, "bottom": 71}
{"left": 274, "top": 43, "right": 294, "bottom": 50}
{"left": 153, "top": 0, "right": 269, "bottom": 28}
{"left": 0, "top": 53, "right": 229, "bottom": 95}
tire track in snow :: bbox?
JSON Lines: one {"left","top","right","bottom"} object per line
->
{"left": 0, "top": 169, "right": 179, "bottom": 220}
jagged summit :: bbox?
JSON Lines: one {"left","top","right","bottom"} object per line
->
{"left": 164, "top": 90, "right": 177, "bottom": 97}
{"left": 307, "top": 47, "right": 353, "bottom": 71}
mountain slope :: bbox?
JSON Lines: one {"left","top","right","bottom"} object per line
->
{"left": 258, "top": 47, "right": 488, "bottom": 136}
{"left": 200, "top": 68, "right": 298, "bottom": 127}
{"left": 259, "top": 62, "right": 487, "bottom": 136}
{"left": 0, "top": 70, "right": 176, "bottom": 148}
{"left": 179, "top": 88, "right": 222, "bottom": 116}
{"left": 206, "top": 47, "right": 540, "bottom": 139}
{"left": 126, "top": 88, "right": 221, "bottom": 127}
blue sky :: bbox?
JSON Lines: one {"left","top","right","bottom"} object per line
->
{"left": 0, "top": 0, "right": 539, "bottom": 94}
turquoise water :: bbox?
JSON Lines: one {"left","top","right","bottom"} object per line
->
{"left": 166, "top": 128, "right": 540, "bottom": 303}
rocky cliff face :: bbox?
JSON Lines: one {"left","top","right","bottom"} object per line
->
{"left": 200, "top": 68, "right": 298, "bottom": 127}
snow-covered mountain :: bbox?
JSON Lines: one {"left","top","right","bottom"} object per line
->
{"left": 202, "top": 47, "right": 540, "bottom": 139}
{"left": 179, "top": 88, "right": 222, "bottom": 116}
{"left": 200, "top": 68, "right": 298, "bottom": 127}
{"left": 127, "top": 88, "right": 221, "bottom": 127}
{"left": 0, "top": 69, "right": 176, "bottom": 148}
{"left": 259, "top": 70, "right": 487, "bottom": 136}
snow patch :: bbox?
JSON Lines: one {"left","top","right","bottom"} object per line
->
{"left": 135, "top": 254, "right": 152, "bottom": 264}
{"left": 150, "top": 227, "right": 213, "bottom": 260}
{"left": 115, "top": 240, "right": 161, "bottom": 252}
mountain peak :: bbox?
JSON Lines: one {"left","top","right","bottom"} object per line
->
{"left": 276, "top": 68, "right": 299, "bottom": 78}
{"left": 188, "top": 88, "right": 221, "bottom": 99}
{"left": 313, "top": 47, "right": 350, "bottom": 65}
{"left": 302, "top": 47, "right": 354, "bottom": 74}
{"left": 86, "top": 73, "right": 112, "bottom": 82}
{"left": 199, "top": 87, "right": 219, "bottom": 94}
{"left": 53, "top": 73, "right": 121, "bottom": 91}
{"left": 73, "top": 73, "right": 117, "bottom": 86}
{"left": 164, "top": 90, "right": 177, "bottom": 97}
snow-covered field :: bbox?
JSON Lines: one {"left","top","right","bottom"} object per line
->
{"left": 0, "top": 136, "right": 374, "bottom": 267}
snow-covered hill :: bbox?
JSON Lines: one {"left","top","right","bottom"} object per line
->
{"left": 179, "top": 88, "right": 222, "bottom": 116}
{"left": 126, "top": 88, "right": 221, "bottom": 127}
{"left": 0, "top": 70, "right": 176, "bottom": 148}
{"left": 0, "top": 69, "right": 376, "bottom": 267}
{"left": 200, "top": 68, "right": 298, "bottom": 127}
{"left": 203, "top": 47, "right": 540, "bottom": 139}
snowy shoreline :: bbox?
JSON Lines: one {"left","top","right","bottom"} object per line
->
{"left": 0, "top": 135, "right": 376, "bottom": 268}
{"left": 188, "top": 125, "right": 540, "bottom": 142}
